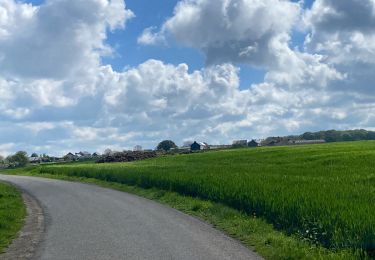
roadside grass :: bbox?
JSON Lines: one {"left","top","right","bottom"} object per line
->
{"left": 4, "top": 141, "right": 375, "bottom": 258}
{"left": 4, "top": 171, "right": 362, "bottom": 259}
{"left": 0, "top": 182, "right": 26, "bottom": 253}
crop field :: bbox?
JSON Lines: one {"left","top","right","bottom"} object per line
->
{"left": 0, "top": 182, "right": 25, "bottom": 252}
{"left": 35, "top": 141, "right": 375, "bottom": 255}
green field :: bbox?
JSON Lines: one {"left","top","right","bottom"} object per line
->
{"left": 0, "top": 182, "right": 25, "bottom": 253}
{"left": 30, "top": 141, "right": 375, "bottom": 255}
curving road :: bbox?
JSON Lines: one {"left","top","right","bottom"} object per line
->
{"left": 0, "top": 175, "right": 262, "bottom": 260}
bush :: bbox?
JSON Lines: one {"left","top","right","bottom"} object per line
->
{"left": 7, "top": 151, "right": 29, "bottom": 167}
{"left": 97, "top": 151, "right": 157, "bottom": 163}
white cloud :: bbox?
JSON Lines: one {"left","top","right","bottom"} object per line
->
{"left": 139, "top": 0, "right": 343, "bottom": 90}
{"left": 138, "top": 27, "right": 165, "bottom": 45}
{"left": 1, "top": 0, "right": 375, "bottom": 156}
{"left": 0, "top": 0, "right": 133, "bottom": 118}
{"left": 0, "top": 0, "right": 36, "bottom": 38}
{"left": 24, "top": 122, "right": 56, "bottom": 134}
{"left": 142, "top": 0, "right": 301, "bottom": 68}
{"left": 0, "top": 143, "right": 15, "bottom": 157}
{"left": 0, "top": 0, "right": 132, "bottom": 79}
{"left": 303, "top": 0, "right": 375, "bottom": 93}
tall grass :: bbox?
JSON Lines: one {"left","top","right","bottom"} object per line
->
{"left": 38, "top": 141, "right": 375, "bottom": 254}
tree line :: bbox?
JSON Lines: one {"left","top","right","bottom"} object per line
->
{"left": 0, "top": 151, "right": 29, "bottom": 168}
{"left": 300, "top": 129, "right": 375, "bottom": 142}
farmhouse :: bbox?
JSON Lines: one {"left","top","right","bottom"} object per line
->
{"left": 190, "top": 141, "right": 209, "bottom": 151}
{"left": 76, "top": 151, "right": 91, "bottom": 159}
{"left": 248, "top": 139, "right": 260, "bottom": 147}
{"left": 29, "top": 156, "right": 42, "bottom": 164}
{"left": 64, "top": 152, "right": 77, "bottom": 161}
{"left": 291, "top": 140, "right": 326, "bottom": 145}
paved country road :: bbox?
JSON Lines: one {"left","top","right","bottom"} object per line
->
{"left": 0, "top": 175, "right": 262, "bottom": 260}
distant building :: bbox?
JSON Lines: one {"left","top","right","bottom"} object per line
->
{"left": 191, "top": 141, "right": 209, "bottom": 151}
{"left": 262, "top": 137, "right": 283, "bottom": 146}
{"left": 133, "top": 145, "right": 143, "bottom": 152}
{"left": 232, "top": 140, "right": 248, "bottom": 147}
{"left": 29, "top": 157, "right": 42, "bottom": 164}
{"left": 209, "top": 145, "right": 232, "bottom": 150}
{"left": 64, "top": 152, "right": 76, "bottom": 161}
{"left": 248, "top": 140, "right": 260, "bottom": 147}
{"left": 76, "top": 151, "right": 91, "bottom": 159}
{"left": 233, "top": 140, "right": 248, "bottom": 146}
{"left": 290, "top": 140, "right": 326, "bottom": 145}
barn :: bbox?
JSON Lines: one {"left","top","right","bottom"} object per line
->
{"left": 190, "top": 141, "right": 208, "bottom": 151}
{"left": 248, "top": 140, "right": 260, "bottom": 147}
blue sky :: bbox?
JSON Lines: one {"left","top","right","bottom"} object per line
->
{"left": 103, "top": 0, "right": 268, "bottom": 89}
{"left": 22, "top": 0, "right": 313, "bottom": 90}
{"left": 1, "top": 0, "right": 375, "bottom": 155}
{"left": 24, "top": 0, "right": 309, "bottom": 89}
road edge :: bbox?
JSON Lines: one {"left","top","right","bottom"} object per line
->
{"left": 0, "top": 187, "right": 44, "bottom": 260}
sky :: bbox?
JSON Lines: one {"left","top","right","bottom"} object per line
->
{"left": 0, "top": 0, "right": 375, "bottom": 156}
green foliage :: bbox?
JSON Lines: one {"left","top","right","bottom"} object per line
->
{"left": 0, "top": 155, "right": 4, "bottom": 165}
{"left": 36, "top": 141, "right": 375, "bottom": 255}
{"left": 0, "top": 182, "right": 26, "bottom": 252}
{"left": 7, "top": 151, "right": 29, "bottom": 167}
{"left": 5, "top": 172, "right": 358, "bottom": 259}
{"left": 301, "top": 129, "right": 375, "bottom": 142}
{"left": 156, "top": 140, "right": 177, "bottom": 151}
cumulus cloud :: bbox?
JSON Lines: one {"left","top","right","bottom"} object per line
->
{"left": 1, "top": 0, "right": 375, "bottom": 156}
{"left": 0, "top": 0, "right": 133, "bottom": 118}
{"left": 100, "top": 60, "right": 253, "bottom": 144}
{"left": 98, "top": 60, "right": 364, "bottom": 148}
{"left": 138, "top": 27, "right": 165, "bottom": 45}
{"left": 304, "top": 0, "right": 375, "bottom": 92}
{"left": 141, "top": 0, "right": 301, "bottom": 67}
{"left": 138, "top": 0, "right": 343, "bottom": 89}
{"left": 0, "top": 0, "right": 134, "bottom": 79}
{"left": 132, "top": 0, "right": 374, "bottom": 139}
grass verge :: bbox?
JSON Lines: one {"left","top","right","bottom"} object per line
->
{"left": 0, "top": 181, "right": 26, "bottom": 253}
{"left": 22, "top": 142, "right": 375, "bottom": 255}
{"left": 3, "top": 170, "right": 362, "bottom": 259}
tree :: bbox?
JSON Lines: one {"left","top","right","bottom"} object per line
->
{"left": 301, "top": 132, "right": 316, "bottom": 140}
{"left": 0, "top": 155, "right": 4, "bottom": 165}
{"left": 157, "top": 140, "right": 177, "bottom": 151}
{"left": 8, "top": 151, "right": 29, "bottom": 167}
{"left": 31, "top": 153, "right": 39, "bottom": 157}
{"left": 103, "top": 149, "right": 113, "bottom": 156}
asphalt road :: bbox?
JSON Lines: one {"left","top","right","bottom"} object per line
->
{"left": 0, "top": 175, "right": 262, "bottom": 260}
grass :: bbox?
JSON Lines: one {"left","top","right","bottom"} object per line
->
{"left": 2, "top": 173, "right": 358, "bottom": 259}
{"left": 0, "top": 182, "right": 26, "bottom": 253}
{"left": 5, "top": 141, "right": 375, "bottom": 258}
